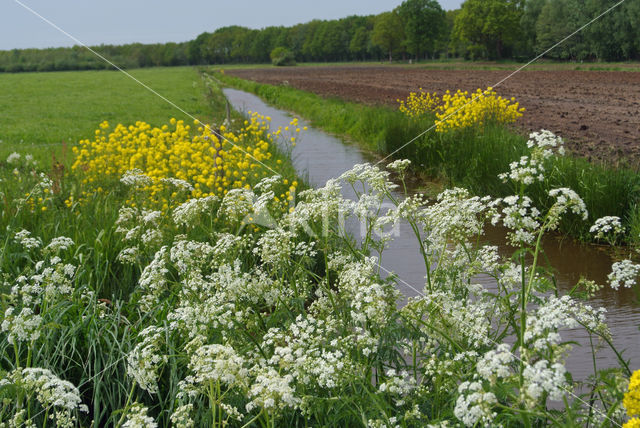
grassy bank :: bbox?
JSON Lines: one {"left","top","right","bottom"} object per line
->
{"left": 213, "top": 70, "right": 640, "bottom": 245}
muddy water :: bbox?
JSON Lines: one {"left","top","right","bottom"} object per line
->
{"left": 223, "top": 88, "right": 640, "bottom": 380}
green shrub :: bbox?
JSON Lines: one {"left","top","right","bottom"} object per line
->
{"left": 270, "top": 47, "right": 296, "bottom": 66}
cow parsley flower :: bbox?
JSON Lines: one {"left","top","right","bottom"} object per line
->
{"left": 476, "top": 343, "right": 514, "bottom": 384}
{"left": 500, "top": 195, "right": 541, "bottom": 246}
{"left": 127, "top": 326, "right": 168, "bottom": 394}
{"left": 221, "top": 188, "right": 254, "bottom": 222}
{"left": 546, "top": 187, "right": 588, "bottom": 230}
{"left": 172, "top": 195, "right": 218, "bottom": 226}
{"left": 590, "top": 216, "right": 624, "bottom": 240}
{"left": 121, "top": 169, "right": 153, "bottom": 187}
{"left": 254, "top": 227, "right": 295, "bottom": 267}
{"left": 246, "top": 366, "right": 300, "bottom": 413}
{"left": 454, "top": 381, "right": 497, "bottom": 427}
{"left": 188, "top": 343, "right": 248, "bottom": 388}
{"left": 387, "top": 159, "right": 411, "bottom": 174}
{"left": 1, "top": 307, "right": 42, "bottom": 344}
{"left": 7, "top": 152, "right": 21, "bottom": 164}
{"left": 170, "top": 404, "right": 194, "bottom": 428}
{"left": 608, "top": 259, "right": 640, "bottom": 290}
{"left": 138, "top": 246, "right": 169, "bottom": 311}
{"left": 14, "top": 229, "right": 42, "bottom": 250}
{"left": 378, "top": 369, "right": 417, "bottom": 406}
{"left": 44, "top": 236, "right": 75, "bottom": 253}
{"left": 522, "top": 360, "right": 568, "bottom": 406}
{"left": 339, "top": 163, "right": 397, "bottom": 193}
{"left": 5, "top": 367, "right": 88, "bottom": 426}
{"left": 121, "top": 403, "right": 157, "bottom": 428}
{"left": 160, "top": 177, "right": 193, "bottom": 192}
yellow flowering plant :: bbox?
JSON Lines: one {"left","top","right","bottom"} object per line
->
{"left": 397, "top": 88, "right": 439, "bottom": 119}
{"left": 397, "top": 87, "right": 524, "bottom": 133}
{"left": 624, "top": 370, "right": 640, "bottom": 427}
{"left": 71, "top": 116, "right": 299, "bottom": 211}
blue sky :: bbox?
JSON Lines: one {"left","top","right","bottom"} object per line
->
{"left": 1, "top": 0, "right": 464, "bottom": 50}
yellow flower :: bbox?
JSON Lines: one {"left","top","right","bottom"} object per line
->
{"left": 71, "top": 116, "right": 302, "bottom": 210}
{"left": 624, "top": 370, "right": 640, "bottom": 418}
{"left": 624, "top": 418, "right": 640, "bottom": 428}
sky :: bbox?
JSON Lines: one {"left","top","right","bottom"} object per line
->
{"left": 0, "top": 0, "right": 464, "bottom": 51}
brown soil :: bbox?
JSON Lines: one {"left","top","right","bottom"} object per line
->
{"left": 227, "top": 66, "right": 640, "bottom": 166}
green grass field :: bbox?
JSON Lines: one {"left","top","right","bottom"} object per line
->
{"left": 0, "top": 67, "right": 216, "bottom": 162}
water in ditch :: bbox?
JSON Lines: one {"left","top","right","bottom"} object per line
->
{"left": 223, "top": 87, "right": 639, "bottom": 381}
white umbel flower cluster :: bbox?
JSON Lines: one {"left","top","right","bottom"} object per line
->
{"left": 120, "top": 169, "right": 153, "bottom": 187}
{"left": 127, "top": 326, "right": 168, "bottom": 394}
{"left": 246, "top": 366, "right": 300, "bottom": 413}
{"left": 454, "top": 381, "right": 497, "bottom": 427}
{"left": 589, "top": 216, "right": 624, "bottom": 242}
{"left": 608, "top": 259, "right": 640, "bottom": 290}
{"left": 122, "top": 403, "right": 157, "bottom": 428}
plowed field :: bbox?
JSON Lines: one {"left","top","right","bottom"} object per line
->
{"left": 228, "top": 66, "right": 640, "bottom": 165}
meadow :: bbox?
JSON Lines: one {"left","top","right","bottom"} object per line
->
{"left": 0, "top": 66, "right": 639, "bottom": 427}
{"left": 0, "top": 67, "right": 217, "bottom": 163}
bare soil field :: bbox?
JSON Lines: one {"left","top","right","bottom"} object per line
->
{"left": 228, "top": 66, "right": 640, "bottom": 165}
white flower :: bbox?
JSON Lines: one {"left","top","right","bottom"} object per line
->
{"left": 170, "top": 404, "right": 194, "bottom": 428}
{"left": 188, "top": 344, "right": 248, "bottom": 388}
{"left": 5, "top": 367, "right": 88, "bottom": 426}
{"left": 524, "top": 295, "right": 608, "bottom": 352}
{"left": 1, "top": 307, "right": 42, "bottom": 344}
{"left": 339, "top": 163, "right": 398, "bottom": 193}
{"left": 138, "top": 246, "right": 169, "bottom": 311}
{"left": 608, "top": 259, "right": 640, "bottom": 290}
{"left": 476, "top": 343, "right": 514, "bottom": 383}
{"left": 254, "top": 227, "right": 295, "bottom": 267}
{"left": 500, "top": 195, "right": 541, "bottom": 246}
{"left": 45, "top": 236, "right": 75, "bottom": 252}
{"left": 7, "top": 152, "right": 21, "bottom": 164}
{"left": 120, "top": 169, "right": 153, "bottom": 187}
{"left": 499, "top": 130, "right": 565, "bottom": 185}
{"left": 160, "top": 177, "right": 194, "bottom": 191}
{"left": 590, "top": 216, "right": 623, "bottom": 241}
{"left": 387, "top": 159, "right": 411, "bottom": 174}
{"left": 14, "top": 229, "right": 42, "bottom": 250}
{"left": 378, "top": 369, "right": 417, "bottom": 405}
{"left": 522, "top": 360, "right": 568, "bottom": 406}
{"left": 547, "top": 187, "right": 588, "bottom": 229}
{"left": 454, "top": 381, "right": 497, "bottom": 427}
{"left": 122, "top": 403, "right": 157, "bottom": 428}
{"left": 221, "top": 188, "right": 254, "bottom": 222}
{"left": 172, "top": 195, "right": 219, "bottom": 226}
{"left": 127, "top": 326, "right": 168, "bottom": 394}
{"left": 246, "top": 366, "right": 300, "bottom": 413}
{"left": 117, "top": 247, "right": 139, "bottom": 264}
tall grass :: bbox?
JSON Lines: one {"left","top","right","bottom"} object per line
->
{"left": 214, "top": 71, "right": 640, "bottom": 244}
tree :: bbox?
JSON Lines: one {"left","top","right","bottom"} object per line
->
{"left": 453, "top": 0, "right": 524, "bottom": 59}
{"left": 349, "top": 26, "right": 370, "bottom": 60}
{"left": 372, "top": 12, "right": 405, "bottom": 62}
{"left": 397, "top": 0, "right": 446, "bottom": 60}
{"left": 519, "top": 0, "right": 547, "bottom": 57}
{"left": 535, "top": 0, "right": 588, "bottom": 60}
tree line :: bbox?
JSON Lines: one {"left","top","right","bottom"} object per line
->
{"left": 1, "top": 0, "right": 639, "bottom": 73}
